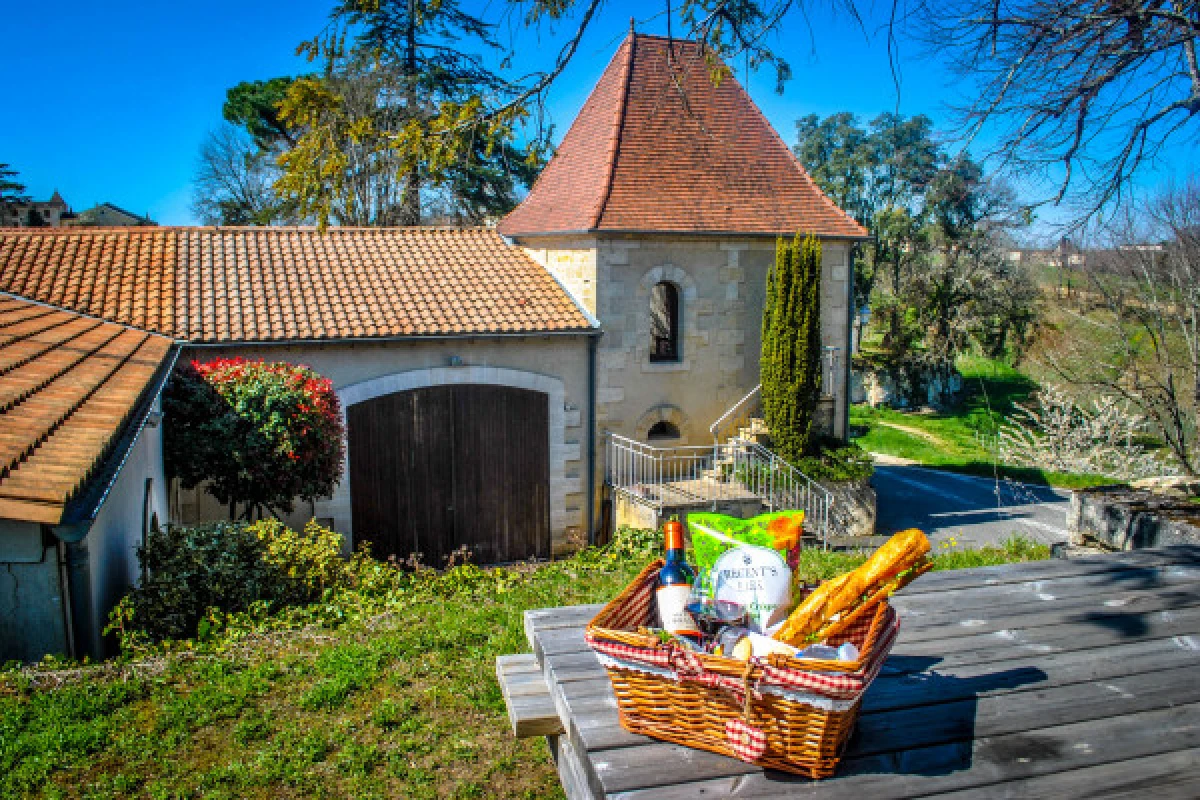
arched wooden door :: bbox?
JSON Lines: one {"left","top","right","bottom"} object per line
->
{"left": 347, "top": 384, "right": 550, "bottom": 565}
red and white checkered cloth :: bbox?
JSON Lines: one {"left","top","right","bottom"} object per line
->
{"left": 726, "top": 718, "right": 768, "bottom": 762}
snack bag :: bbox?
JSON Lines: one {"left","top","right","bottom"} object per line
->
{"left": 688, "top": 510, "right": 805, "bottom": 586}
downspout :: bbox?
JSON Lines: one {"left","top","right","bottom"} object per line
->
{"left": 56, "top": 539, "right": 76, "bottom": 660}
{"left": 63, "top": 536, "right": 95, "bottom": 659}
{"left": 843, "top": 244, "right": 856, "bottom": 442}
{"left": 586, "top": 333, "right": 598, "bottom": 546}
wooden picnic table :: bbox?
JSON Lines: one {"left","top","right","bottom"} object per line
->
{"left": 498, "top": 545, "right": 1200, "bottom": 798}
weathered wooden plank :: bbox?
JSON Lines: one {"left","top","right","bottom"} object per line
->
{"left": 525, "top": 604, "right": 604, "bottom": 649}
{"left": 601, "top": 700, "right": 1200, "bottom": 797}
{"left": 505, "top": 691, "right": 565, "bottom": 738}
{"left": 534, "top": 548, "right": 1200, "bottom": 798}
{"left": 543, "top": 629, "right": 1200, "bottom": 748}
{"left": 890, "top": 604, "right": 1200, "bottom": 667}
{"left": 557, "top": 644, "right": 1200, "bottom": 761}
{"left": 893, "top": 563, "right": 1200, "bottom": 618}
{"left": 865, "top": 634, "right": 1200, "bottom": 712}
{"left": 551, "top": 628, "right": 1200, "bottom": 792}
{"left": 543, "top": 650, "right": 607, "bottom": 685}
{"left": 894, "top": 586, "right": 1200, "bottom": 645}
{"left": 496, "top": 652, "right": 564, "bottom": 738}
{"left": 497, "top": 652, "right": 542, "bottom": 675}
{"left": 895, "top": 546, "right": 1200, "bottom": 596}
{"left": 548, "top": 734, "right": 600, "bottom": 800}
{"left": 918, "top": 749, "right": 1200, "bottom": 800}
{"left": 530, "top": 596, "right": 1200, "bottom": 687}
{"left": 856, "top": 663, "right": 1200, "bottom": 757}
{"left": 533, "top": 625, "right": 590, "bottom": 661}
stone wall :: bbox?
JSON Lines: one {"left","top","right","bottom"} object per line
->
{"left": 523, "top": 234, "right": 854, "bottom": 447}
{"left": 851, "top": 358, "right": 964, "bottom": 410}
{"left": 820, "top": 478, "right": 877, "bottom": 539}
{"left": 1068, "top": 487, "right": 1200, "bottom": 549}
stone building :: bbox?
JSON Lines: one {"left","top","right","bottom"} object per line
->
{"left": 500, "top": 33, "right": 866, "bottom": 451}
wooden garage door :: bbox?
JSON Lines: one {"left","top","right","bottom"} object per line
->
{"left": 347, "top": 384, "right": 550, "bottom": 565}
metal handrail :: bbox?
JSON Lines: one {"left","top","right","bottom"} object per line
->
{"left": 709, "top": 384, "right": 761, "bottom": 445}
{"left": 605, "top": 432, "right": 833, "bottom": 548}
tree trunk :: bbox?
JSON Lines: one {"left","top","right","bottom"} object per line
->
{"left": 400, "top": 0, "right": 421, "bottom": 226}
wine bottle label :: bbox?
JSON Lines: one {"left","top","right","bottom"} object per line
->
{"left": 657, "top": 584, "right": 700, "bottom": 635}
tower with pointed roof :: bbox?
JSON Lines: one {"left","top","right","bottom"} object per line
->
{"left": 500, "top": 32, "right": 866, "bottom": 451}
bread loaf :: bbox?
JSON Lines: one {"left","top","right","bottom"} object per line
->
{"left": 774, "top": 528, "right": 930, "bottom": 645}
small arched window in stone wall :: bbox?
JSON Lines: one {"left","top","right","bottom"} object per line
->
{"left": 650, "top": 281, "right": 680, "bottom": 362}
{"left": 647, "top": 420, "right": 681, "bottom": 441}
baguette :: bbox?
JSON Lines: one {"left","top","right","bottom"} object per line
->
{"left": 774, "top": 528, "right": 930, "bottom": 645}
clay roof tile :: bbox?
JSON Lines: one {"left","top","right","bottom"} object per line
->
{"left": 498, "top": 33, "right": 867, "bottom": 239}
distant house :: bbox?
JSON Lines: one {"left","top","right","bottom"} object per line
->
{"left": 0, "top": 295, "right": 177, "bottom": 662}
{"left": 0, "top": 194, "right": 154, "bottom": 229}
{"left": 0, "top": 33, "right": 865, "bottom": 662}
{"left": 0, "top": 190, "right": 71, "bottom": 227}
{"left": 68, "top": 202, "right": 156, "bottom": 227}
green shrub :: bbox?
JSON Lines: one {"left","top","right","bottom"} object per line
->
{"left": 792, "top": 440, "right": 875, "bottom": 482}
{"left": 762, "top": 233, "right": 824, "bottom": 460}
{"left": 111, "top": 520, "right": 349, "bottom": 643}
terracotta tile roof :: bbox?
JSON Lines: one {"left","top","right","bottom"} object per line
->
{"left": 0, "top": 294, "right": 175, "bottom": 524}
{"left": 0, "top": 227, "right": 595, "bottom": 343}
{"left": 499, "top": 34, "right": 868, "bottom": 239}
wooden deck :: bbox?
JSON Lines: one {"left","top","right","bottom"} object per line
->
{"left": 510, "top": 545, "right": 1200, "bottom": 798}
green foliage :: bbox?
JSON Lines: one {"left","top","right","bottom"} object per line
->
{"left": 223, "top": 77, "right": 299, "bottom": 149}
{"left": 797, "top": 112, "right": 1036, "bottom": 363}
{"left": 792, "top": 440, "right": 875, "bottom": 482}
{"left": 163, "top": 358, "right": 344, "bottom": 518}
{"left": 274, "top": 0, "right": 540, "bottom": 227}
{"left": 790, "top": 533, "right": 1050, "bottom": 584}
{"left": 850, "top": 356, "right": 1116, "bottom": 489}
{"left": 762, "top": 233, "right": 823, "bottom": 460}
{"left": 0, "top": 162, "right": 27, "bottom": 203}
{"left": 109, "top": 520, "right": 352, "bottom": 644}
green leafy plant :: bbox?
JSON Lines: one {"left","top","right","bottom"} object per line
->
{"left": 762, "top": 233, "right": 823, "bottom": 460}
{"left": 791, "top": 440, "right": 875, "bottom": 482}
{"left": 163, "top": 358, "right": 345, "bottom": 520}
{"left": 108, "top": 520, "right": 352, "bottom": 644}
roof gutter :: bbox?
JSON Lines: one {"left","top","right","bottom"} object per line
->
{"left": 53, "top": 343, "right": 182, "bottom": 537}
{"left": 182, "top": 328, "right": 602, "bottom": 348}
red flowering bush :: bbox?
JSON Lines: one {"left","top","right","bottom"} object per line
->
{"left": 164, "top": 358, "right": 345, "bottom": 518}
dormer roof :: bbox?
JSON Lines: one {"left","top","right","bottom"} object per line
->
{"left": 499, "top": 33, "right": 867, "bottom": 239}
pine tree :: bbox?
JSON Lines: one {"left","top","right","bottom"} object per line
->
{"left": 761, "top": 233, "right": 823, "bottom": 461}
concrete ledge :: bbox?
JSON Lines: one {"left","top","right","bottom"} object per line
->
{"left": 1069, "top": 487, "right": 1200, "bottom": 549}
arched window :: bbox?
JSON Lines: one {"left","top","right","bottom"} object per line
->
{"left": 647, "top": 420, "right": 681, "bottom": 441}
{"left": 650, "top": 281, "right": 680, "bottom": 362}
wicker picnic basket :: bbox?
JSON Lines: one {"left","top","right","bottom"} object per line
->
{"left": 585, "top": 558, "right": 911, "bottom": 778}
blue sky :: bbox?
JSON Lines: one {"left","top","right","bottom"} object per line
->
{"left": 3, "top": 1, "right": 1191, "bottom": 229}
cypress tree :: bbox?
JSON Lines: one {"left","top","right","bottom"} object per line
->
{"left": 761, "top": 233, "right": 823, "bottom": 461}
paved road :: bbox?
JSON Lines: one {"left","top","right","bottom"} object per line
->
{"left": 872, "top": 464, "right": 1072, "bottom": 548}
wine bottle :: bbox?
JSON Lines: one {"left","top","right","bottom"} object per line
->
{"left": 656, "top": 517, "right": 700, "bottom": 638}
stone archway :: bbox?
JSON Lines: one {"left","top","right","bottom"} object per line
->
{"left": 634, "top": 404, "right": 690, "bottom": 442}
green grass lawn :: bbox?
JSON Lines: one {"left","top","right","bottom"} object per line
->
{"left": 850, "top": 355, "right": 1115, "bottom": 490}
{"left": 0, "top": 529, "right": 1050, "bottom": 800}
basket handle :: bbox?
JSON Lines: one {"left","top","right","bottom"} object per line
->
{"left": 740, "top": 660, "right": 757, "bottom": 725}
